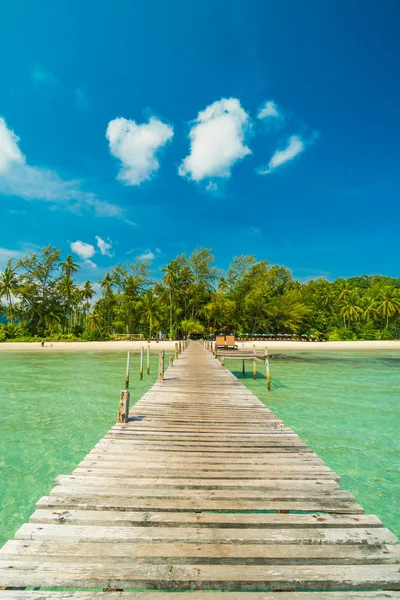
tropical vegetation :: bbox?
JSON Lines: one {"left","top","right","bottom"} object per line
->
{"left": 1, "top": 245, "right": 400, "bottom": 342}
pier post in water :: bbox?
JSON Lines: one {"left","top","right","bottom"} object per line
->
{"left": 175, "top": 342, "right": 179, "bottom": 360}
{"left": 242, "top": 359, "right": 245, "bottom": 374}
{"left": 158, "top": 350, "right": 165, "bottom": 380}
{"left": 146, "top": 344, "right": 150, "bottom": 375}
{"left": 125, "top": 351, "right": 131, "bottom": 389}
{"left": 253, "top": 358, "right": 257, "bottom": 380}
{"left": 169, "top": 355, "right": 173, "bottom": 368}
{"left": 118, "top": 390, "right": 130, "bottom": 423}
{"left": 139, "top": 346, "right": 144, "bottom": 380}
{"left": 265, "top": 346, "right": 271, "bottom": 391}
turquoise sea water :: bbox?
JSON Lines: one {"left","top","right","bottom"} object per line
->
{"left": 226, "top": 350, "right": 400, "bottom": 537}
{"left": 0, "top": 348, "right": 399, "bottom": 550}
{"left": 0, "top": 350, "right": 163, "bottom": 548}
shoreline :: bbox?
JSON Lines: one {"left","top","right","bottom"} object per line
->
{"left": 1, "top": 340, "right": 400, "bottom": 352}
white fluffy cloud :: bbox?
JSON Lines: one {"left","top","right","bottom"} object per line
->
{"left": 70, "top": 240, "right": 96, "bottom": 260}
{"left": 106, "top": 116, "right": 174, "bottom": 186}
{"left": 179, "top": 98, "right": 251, "bottom": 182}
{"left": 258, "top": 135, "right": 305, "bottom": 175}
{"left": 0, "top": 118, "right": 24, "bottom": 173}
{"left": 138, "top": 250, "right": 155, "bottom": 261}
{"left": 95, "top": 235, "right": 113, "bottom": 257}
{"left": 257, "top": 101, "right": 279, "bottom": 120}
{"left": 0, "top": 116, "right": 121, "bottom": 217}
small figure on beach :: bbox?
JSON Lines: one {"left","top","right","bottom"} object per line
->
{"left": 41, "top": 339, "right": 44, "bottom": 347}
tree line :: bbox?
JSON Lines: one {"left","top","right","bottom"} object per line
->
{"left": 1, "top": 245, "right": 400, "bottom": 341}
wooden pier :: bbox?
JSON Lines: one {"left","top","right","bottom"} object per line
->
{"left": 1, "top": 341, "right": 400, "bottom": 597}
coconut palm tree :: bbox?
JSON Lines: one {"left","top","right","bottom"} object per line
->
{"left": 100, "top": 272, "right": 113, "bottom": 295}
{"left": 61, "top": 254, "right": 79, "bottom": 278}
{"left": 82, "top": 281, "right": 95, "bottom": 304}
{"left": 374, "top": 285, "right": 400, "bottom": 329}
{"left": 162, "top": 261, "right": 180, "bottom": 338}
{"left": 340, "top": 293, "right": 363, "bottom": 328}
{"left": 139, "top": 289, "right": 161, "bottom": 339}
{"left": 0, "top": 260, "right": 19, "bottom": 324}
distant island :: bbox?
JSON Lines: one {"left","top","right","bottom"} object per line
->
{"left": 1, "top": 245, "right": 399, "bottom": 343}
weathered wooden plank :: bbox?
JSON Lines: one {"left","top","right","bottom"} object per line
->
{"left": 49, "top": 485, "right": 355, "bottom": 502}
{"left": 93, "top": 444, "right": 313, "bottom": 453}
{"left": 13, "top": 523, "right": 398, "bottom": 545}
{"left": 84, "top": 450, "right": 323, "bottom": 463}
{"left": 55, "top": 474, "right": 340, "bottom": 490}
{"left": 74, "top": 467, "right": 338, "bottom": 481}
{"left": 29, "top": 509, "right": 383, "bottom": 528}
{"left": 72, "top": 469, "right": 340, "bottom": 483}
{"left": 2, "top": 539, "right": 400, "bottom": 565}
{"left": 2, "top": 592, "right": 400, "bottom": 600}
{"left": 1, "top": 561, "right": 400, "bottom": 590}
{"left": 37, "top": 494, "right": 364, "bottom": 513}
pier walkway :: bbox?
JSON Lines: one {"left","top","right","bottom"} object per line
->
{"left": 1, "top": 341, "right": 400, "bottom": 597}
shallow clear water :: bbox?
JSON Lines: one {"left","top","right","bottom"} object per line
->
{"left": 1, "top": 349, "right": 399, "bottom": 550}
{"left": 0, "top": 349, "right": 164, "bottom": 548}
{"left": 226, "top": 350, "right": 400, "bottom": 536}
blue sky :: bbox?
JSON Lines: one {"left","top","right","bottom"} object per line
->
{"left": 0, "top": 0, "right": 399, "bottom": 283}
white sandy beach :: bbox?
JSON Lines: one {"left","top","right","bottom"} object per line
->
{"left": 0, "top": 339, "right": 399, "bottom": 352}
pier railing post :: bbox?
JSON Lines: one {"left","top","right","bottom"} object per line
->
{"left": 265, "top": 346, "right": 271, "bottom": 391}
{"left": 159, "top": 350, "right": 165, "bottom": 380}
{"left": 169, "top": 355, "right": 173, "bottom": 368}
{"left": 125, "top": 351, "right": 131, "bottom": 389}
{"left": 139, "top": 346, "right": 144, "bottom": 380}
{"left": 118, "top": 390, "right": 130, "bottom": 423}
{"left": 221, "top": 356, "right": 225, "bottom": 367}
{"left": 146, "top": 344, "right": 150, "bottom": 375}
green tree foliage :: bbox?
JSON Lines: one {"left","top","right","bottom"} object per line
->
{"left": 1, "top": 246, "right": 400, "bottom": 341}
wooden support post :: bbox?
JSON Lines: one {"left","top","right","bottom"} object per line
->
{"left": 179, "top": 341, "right": 182, "bottom": 354}
{"left": 159, "top": 350, "right": 165, "bottom": 380}
{"left": 175, "top": 342, "right": 179, "bottom": 360}
{"left": 253, "top": 359, "right": 257, "bottom": 380}
{"left": 118, "top": 390, "right": 130, "bottom": 423}
{"left": 169, "top": 355, "right": 173, "bottom": 368}
{"left": 265, "top": 347, "right": 271, "bottom": 391}
{"left": 139, "top": 346, "right": 144, "bottom": 380}
{"left": 242, "top": 359, "right": 245, "bottom": 374}
{"left": 125, "top": 351, "right": 131, "bottom": 389}
{"left": 221, "top": 356, "right": 225, "bottom": 367}
{"left": 146, "top": 344, "right": 150, "bottom": 375}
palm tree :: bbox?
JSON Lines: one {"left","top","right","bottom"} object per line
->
{"left": 162, "top": 261, "right": 180, "bottom": 338}
{"left": 61, "top": 254, "right": 79, "bottom": 278}
{"left": 139, "top": 289, "right": 160, "bottom": 339}
{"left": 374, "top": 285, "right": 400, "bottom": 329}
{"left": 0, "top": 260, "right": 19, "bottom": 324}
{"left": 340, "top": 293, "right": 363, "bottom": 328}
{"left": 336, "top": 280, "right": 352, "bottom": 303}
{"left": 59, "top": 255, "right": 79, "bottom": 332}
{"left": 100, "top": 272, "right": 113, "bottom": 295}
{"left": 81, "top": 281, "right": 95, "bottom": 329}
{"left": 82, "top": 280, "right": 95, "bottom": 303}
